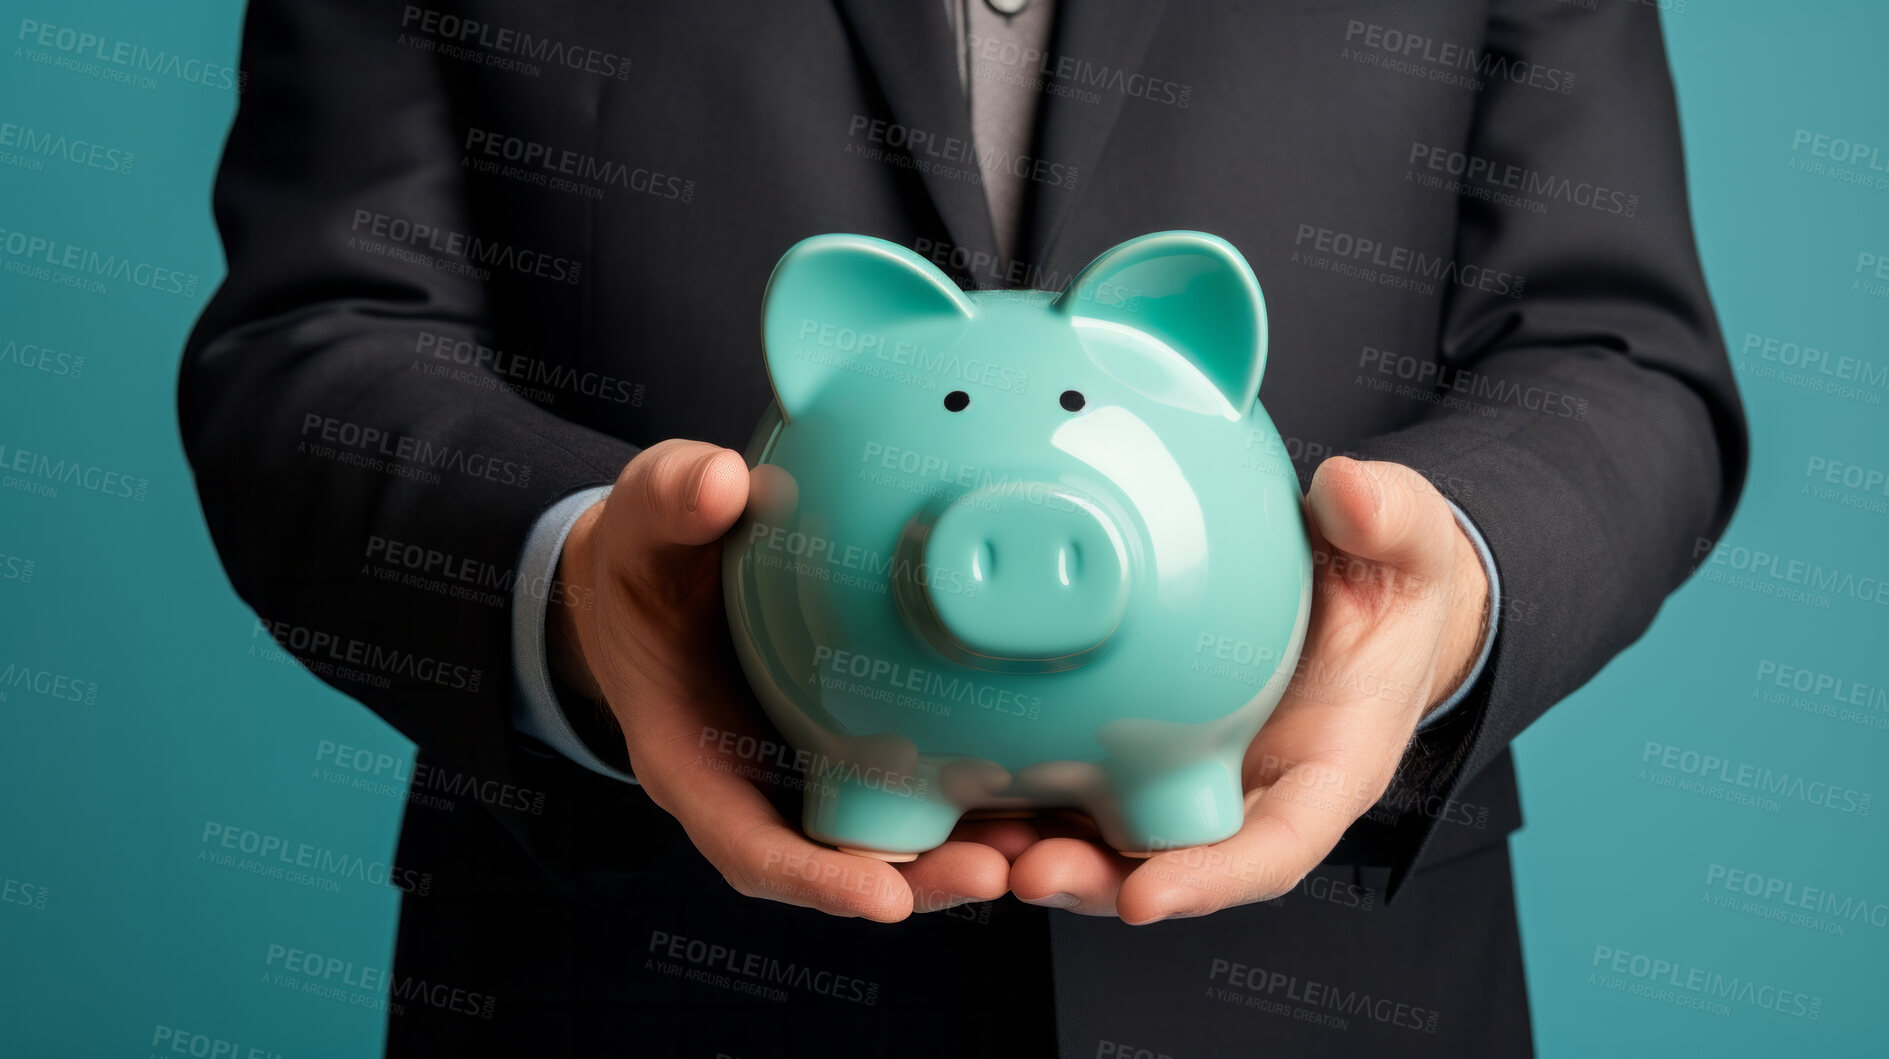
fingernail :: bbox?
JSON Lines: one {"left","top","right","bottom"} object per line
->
{"left": 685, "top": 452, "right": 719, "bottom": 513}
{"left": 1022, "top": 892, "right": 1080, "bottom": 909}
{"left": 1124, "top": 912, "right": 1167, "bottom": 926}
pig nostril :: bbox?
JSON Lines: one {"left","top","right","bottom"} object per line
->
{"left": 971, "top": 540, "right": 997, "bottom": 582}
{"left": 1057, "top": 541, "right": 1085, "bottom": 586}
{"left": 1061, "top": 540, "right": 1083, "bottom": 585}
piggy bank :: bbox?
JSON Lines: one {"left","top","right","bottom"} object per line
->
{"left": 722, "top": 231, "right": 1312, "bottom": 860}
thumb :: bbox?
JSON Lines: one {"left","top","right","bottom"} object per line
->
{"left": 610, "top": 439, "right": 751, "bottom": 553}
{"left": 1306, "top": 456, "right": 1456, "bottom": 578}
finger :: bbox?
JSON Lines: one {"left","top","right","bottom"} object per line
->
{"left": 899, "top": 839, "right": 1013, "bottom": 913}
{"left": 1306, "top": 457, "right": 1456, "bottom": 578}
{"left": 891, "top": 816, "right": 1043, "bottom": 913}
{"left": 949, "top": 816, "right": 1043, "bottom": 862}
{"left": 631, "top": 696, "right": 915, "bottom": 922}
{"left": 611, "top": 439, "right": 750, "bottom": 553}
{"left": 661, "top": 754, "right": 917, "bottom": 922}
{"left": 1117, "top": 755, "right": 1377, "bottom": 924}
{"left": 1010, "top": 836, "right": 1137, "bottom": 917}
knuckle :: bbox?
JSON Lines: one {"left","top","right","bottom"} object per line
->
{"left": 638, "top": 448, "right": 685, "bottom": 512}
{"left": 634, "top": 777, "right": 684, "bottom": 820}
{"left": 624, "top": 440, "right": 700, "bottom": 511}
{"left": 721, "top": 870, "right": 760, "bottom": 900}
{"left": 1257, "top": 867, "right": 1311, "bottom": 903}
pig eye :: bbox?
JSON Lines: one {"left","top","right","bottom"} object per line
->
{"left": 1059, "top": 390, "right": 1086, "bottom": 412}
{"left": 944, "top": 390, "right": 971, "bottom": 412}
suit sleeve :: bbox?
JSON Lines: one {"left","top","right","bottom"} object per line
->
{"left": 1346, "top": 0, "right": 1749, "bottom": 896}
{"left": 176, "top": 0, "right": 657, "bottom": 893}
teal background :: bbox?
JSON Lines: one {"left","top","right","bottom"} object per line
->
{"left": 0, "top": 1, "right": 1882, "bottom": 1055}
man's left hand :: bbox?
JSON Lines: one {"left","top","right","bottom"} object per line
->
{"left": 1005, "top": 456, "right": 1491, "bottom": 924}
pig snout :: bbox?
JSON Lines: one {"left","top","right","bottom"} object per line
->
{"left": 896, "top": 482, "right": 1132, "bottom": 672}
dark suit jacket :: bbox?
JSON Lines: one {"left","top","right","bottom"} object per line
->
{"left": 178, "top": 1, "right": 1746, "bottom": 1055}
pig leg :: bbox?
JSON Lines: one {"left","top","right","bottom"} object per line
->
{"left": 1097, "top": 755, "right": 1246, "bottom": 855}
{"left": 801, "top": 763, "right": 964, "bottom": 860}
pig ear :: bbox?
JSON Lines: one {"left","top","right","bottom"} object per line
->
{"left": 761, "top": 234, "right": 975, "bottom": 421}
{"left": 1055, "top": 232, "right": 1268, "bottom": 418}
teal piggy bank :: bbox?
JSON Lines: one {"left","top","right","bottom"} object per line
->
{"left": 723, "top": 231, "right": 1312, "bottom": 860}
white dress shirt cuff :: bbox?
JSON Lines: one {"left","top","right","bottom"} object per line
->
{"left": 1417, "top": 498, "right": 1501, "bottom": 731}
{"left": 510, "top": 484, "right": 639, "bottom": 784}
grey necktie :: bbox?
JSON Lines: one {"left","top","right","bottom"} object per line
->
{"left": 948, "top": 0, "right": 1058, "bottom": 266}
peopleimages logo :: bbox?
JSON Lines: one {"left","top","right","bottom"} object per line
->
{"left": 1358, "top": 346, "right": 1589, "bottom": 419}
{"left": 845, "top": 115, "right": 1079, "bottom": 190}
{"left": 1641, "top": 741, "right": 1872, "bottom": 815}
{"left": 415, "top": 331, "right": 643, "bottom": 404}
{"left": 149, "top": 1025, "right": 285, "bottom": 1059}
{"left": 0, "top": 549, "right": 36, "bottom": 583}
{"left": 1293, "top": 224, "right": 1524, "bottom": 298}
{"left": 1738, "top": 332, "right": 1888, "bottom": 405}
{"left": 1705, "top": 864, "right": 1889, "bottom": 930}
{"left": 911, "top": 236, "right": 1075, "bottom": 291}
{"left": 811, "top": 644, "right": 1043, "bottom": 721}
{"left": 1754, "top": 660, "right": 1888, "bottom": 713}
{"left": 399, "top": 6, "right": 631, "bottom": 79}
{"left": 857, "top": 441, "right": 1078, "bottom": 502}
{"left": 0, "top": 119, "right": 135, "bottom": 174}
{"left": 15, "top": 18, "right": 244, "bottom": 92}
{"left": 1691, "top": 536, "right": 1889, "bottom": 607}
{"left": 1207, "top": 958, "right": 1441, "bottom": 1033}
{"left": 463, "top": 128, "right": 694, "bottom": 202}
{"left": 264, "top": 943, "right": 497, "bottom": 1019}
{"left": 0, "top": 227, "right": 198, "bottom": 296}
{"left": 1406, "top": 143, "right": 1637, "bottom": 217}
{"left": 252, "top": 619, "right": 483, "bottom": 694}
{"left": 647, "top": 930, "right": 881, "bottom": 1006}
{"left": 1790, "top": 130, "right": 1889, "bottom": 173}
{"left": 199, "top": 821, "right": 432, "bottom": 896}
{"left": 1343, "top": 20, "right": 1573, "bottom": 94}
{"left": 744, "top": 521, "right": 979, "bottom": 599}
{"left": 1589, "top": 946, "right": 1823, "bottom": 1020}
{"left": 966, "top": 32, "right": 1192, "bottom": 108}
{"left": 3, "top": 874, "right": 49, "bottom": 911}
{"left": 298, "top": 414, "right": 532, "bottom": 489}
{"left": 0, "top": 441, "right": 148, "bottom": 502}
{"left": 348, "top": 209, "right": 583, "bottom": 286}
{"left": 798, "top": 318, "right": 1031, "bottom": 394}
{"left": 315, "top": 739, "right": 547, "bottom": 815}
{"left": 0, "top": 661, "right": 99, "bottom": 704}
{"left": 0, "top": 337, "right": 85, "bottom": 378}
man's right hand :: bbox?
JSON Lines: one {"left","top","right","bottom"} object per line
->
{"left": 548, "top": 439, "right": 1027, "bottom": 922}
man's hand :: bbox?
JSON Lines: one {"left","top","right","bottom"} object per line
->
{"left": 549, "top": 440, "right": 1023, "bottom": 922}
{"left": 1008, "top": 456, "right": 1491, "bottom": 924}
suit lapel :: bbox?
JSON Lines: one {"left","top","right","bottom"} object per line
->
{"left": 1019, "top": 0, "right": 1168, "bottom": 275}
{"left": 833, "top": 0, "right": 1001, "bottom": 281}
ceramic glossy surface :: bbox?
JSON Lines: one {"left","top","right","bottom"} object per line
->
{"left": 723, "top": 231, "right": 1313, "bottom": 856}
